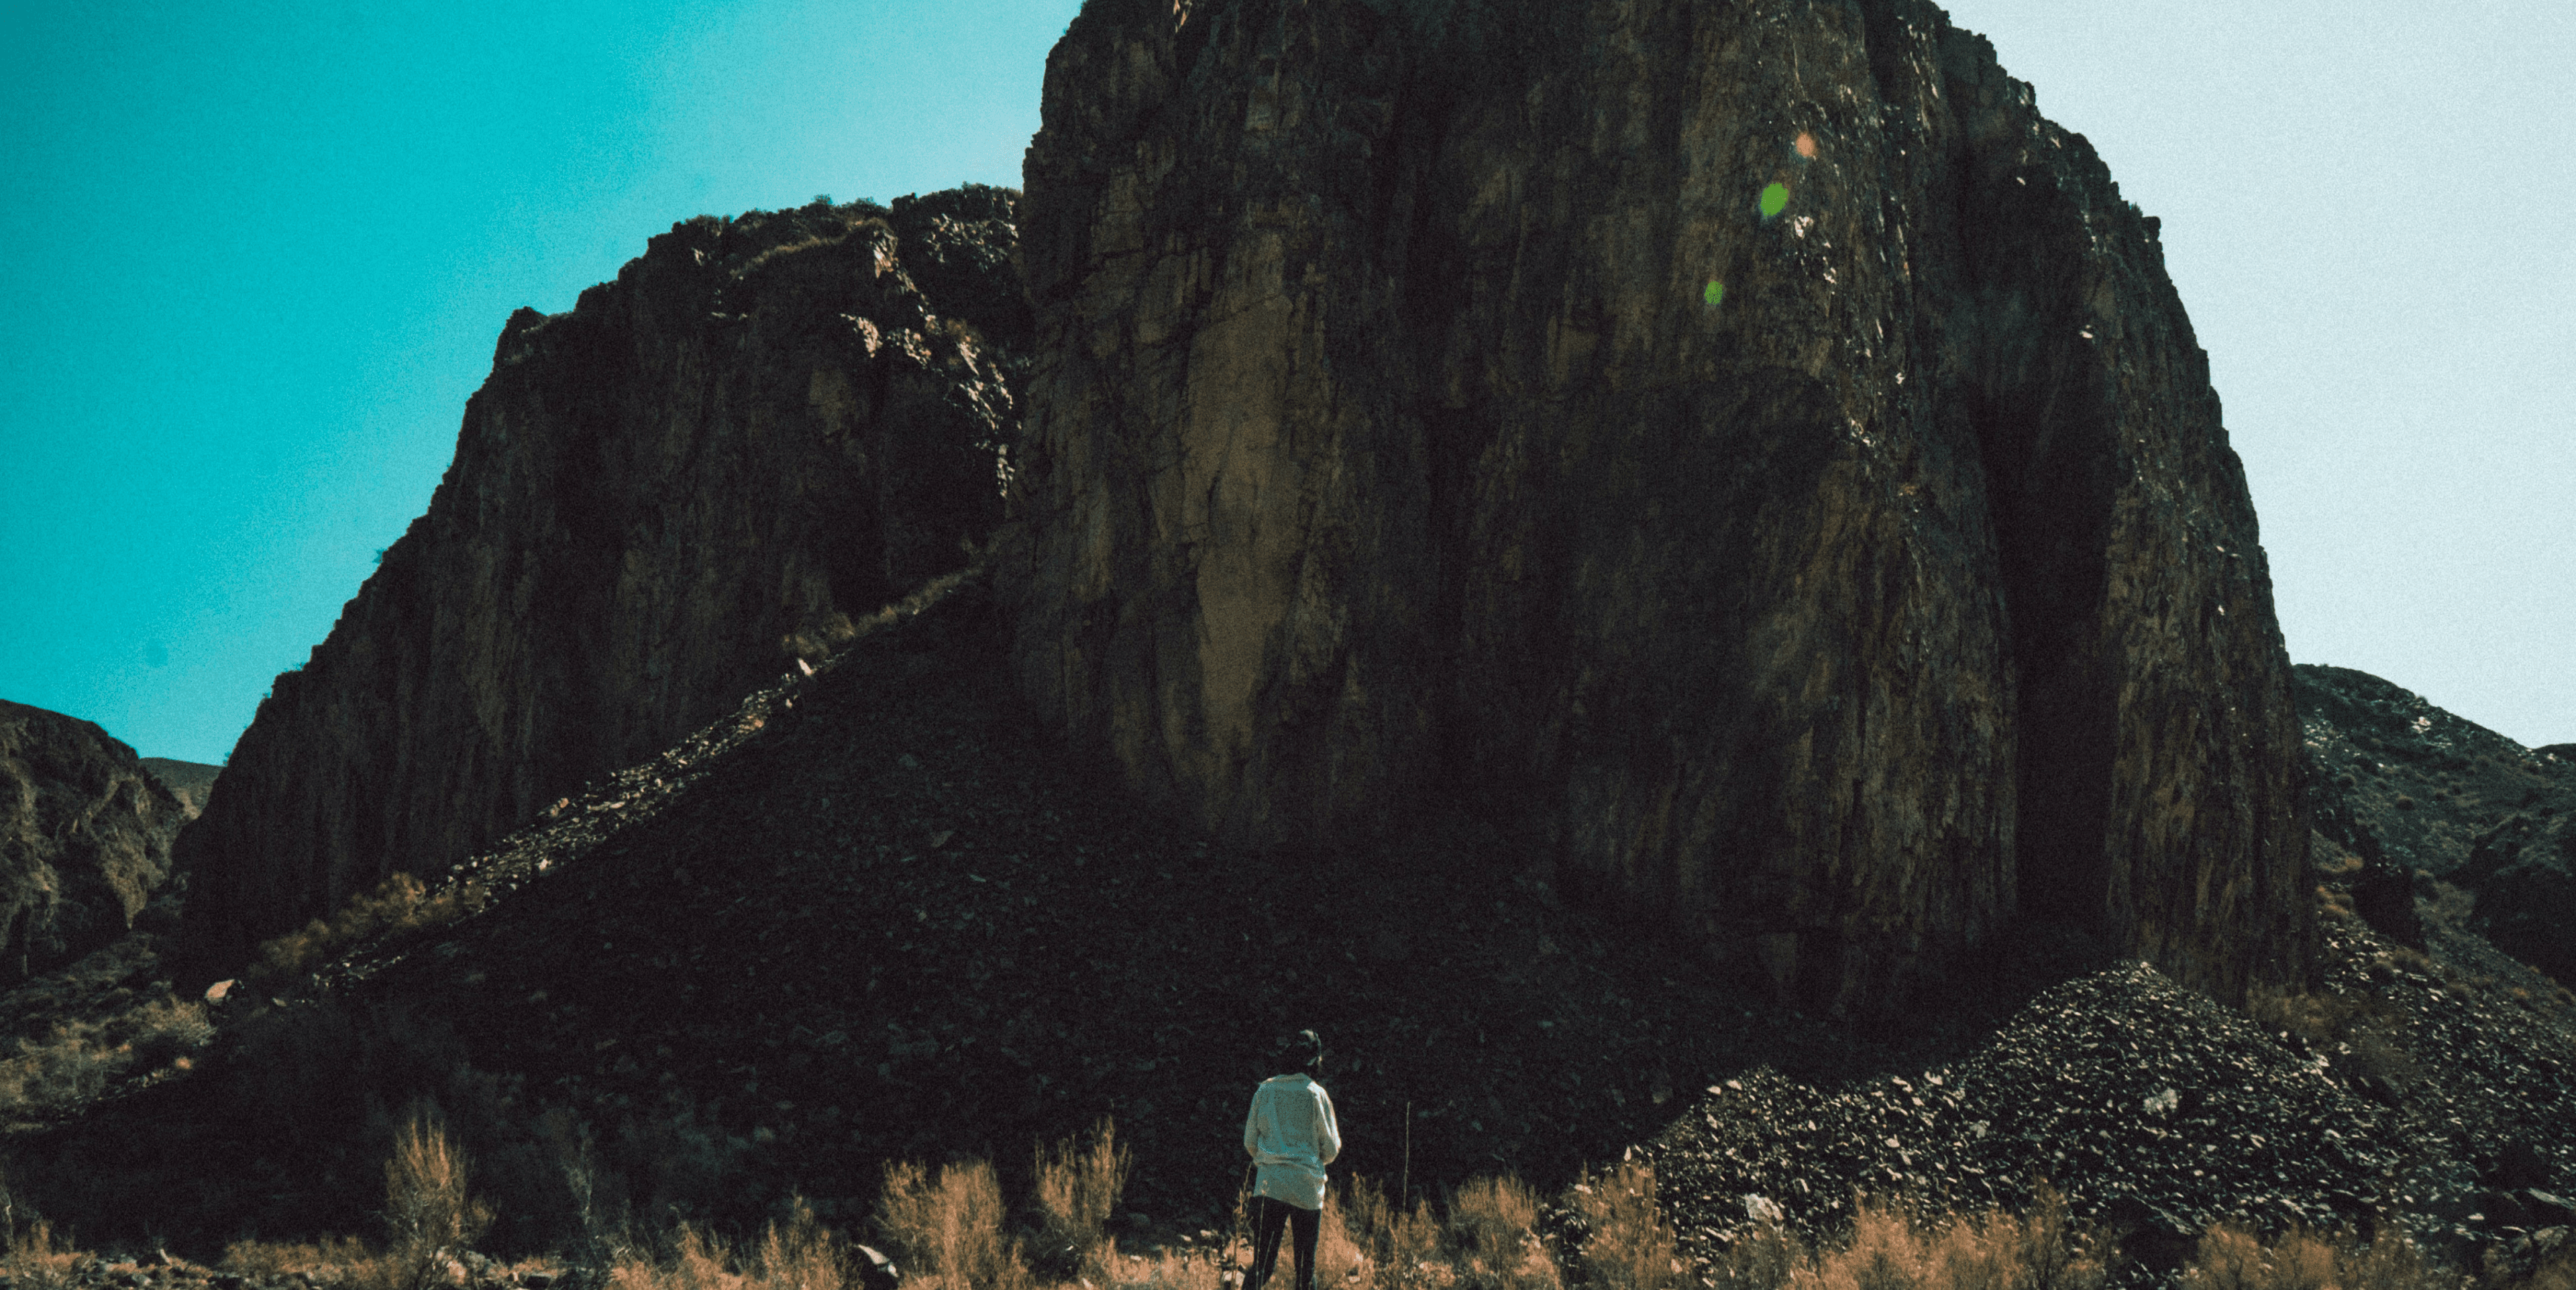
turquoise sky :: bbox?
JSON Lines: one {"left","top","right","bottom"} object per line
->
{"left": 3, "top": 1, "right": 2569, "bottom": 765}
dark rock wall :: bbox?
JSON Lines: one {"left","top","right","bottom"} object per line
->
{"left": 0, "top": 702, "right": 189, "bottom": 981}
{"left": 1000, "top": 0, "right": 2308, "bottom": 1010}
{"left": 178, "top": 192, "right": 1026, "bottom": 971}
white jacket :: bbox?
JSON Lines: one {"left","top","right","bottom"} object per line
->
{"left": 1242, "top": 1073, "right": 1341, "bottom": 1210}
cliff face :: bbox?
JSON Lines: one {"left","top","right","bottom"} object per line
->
{"left": 0, "top": 702, "right": 189, "bottom": 981}
{"left": 178, "top": 189, "right": 1026, "bottom": 970}
{"left": 1000, "top": 0, "right": 2308, "bottom": 1010}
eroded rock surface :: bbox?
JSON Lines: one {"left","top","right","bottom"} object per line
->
{"left": 178, "top": 190, "right": 1027, "bottom": 972}
{"left": 1000, "top": 0, "right": 2308, "bottom": 1010}
{"left": 0, "top": 702, "right": 189, "bottom": 981}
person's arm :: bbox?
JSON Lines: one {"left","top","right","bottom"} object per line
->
{"left": 1313, "top": 1085, "right": 1342, "bottom": 1165}
{"left": 1244, "top": 1089, "right": 1263, "bottom": 1158}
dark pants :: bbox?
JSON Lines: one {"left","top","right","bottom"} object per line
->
{"left": 1248, "top": 1195, "right": 1320, "bottom": 1290}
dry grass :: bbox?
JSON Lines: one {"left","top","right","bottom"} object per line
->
{"left": 211, "top": 1106, "right": 495, "bottom": 1290}
{"left": 1, "top": 1218, "right": 88, "bottom": 1290}
{"left": 1034, "top": 1118, "right": 1130, "bottom": 1283}
{"left": 1445, "top": 1175, "right": 1560, "bottom": 1290}
{"left": 1754, "top": 1193, "right": 2106, "bottom": 1290}
{"left": 2516, "top": 1251, "right": 2576, "bottom": 1290}
{"left": 0, "top": 991, "right": 212, "bottom": 1118}
{"left": 0, "top": 1122, "right": 2519, "bottom": 1290}
{"left": 604, "top": 1199, "right": 851, "bottom": 1290}
{"left": 2184, "top": 1224, "right": 2436, "bottom": 1290}
{"left": 380, "top": 1104, "right": 495, "bottom": 1290}
{"left": 873, "top": 1158, "right": 1033, "bottom": 1290}
{"left": 220, "top": 1236, "right": 382, "bottom": 1283}
{"left": 250, "top": 872, "right": 491, "bottom": 985}
{"left": 1570, "top": 1162, "right": 1682, "bottom": 1290}
{"left": 1335, "top": 1175, "right": 1446, "bottom": 1290}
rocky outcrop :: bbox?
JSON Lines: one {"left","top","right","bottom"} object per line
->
{"left": 999, "top": 0, "right": 2309, "bottom": 1010}
{"left": 177, "top": 189, "right": 1028, "bottom": 972}
{"left": 2296, "top": 663, "right": 2575, "bottom": 881}
{"left": 0, "top": 702, "right": 190, "bottom": 981}
{"left": 2457, "top": 813, "right": 2575, "bottom": 986}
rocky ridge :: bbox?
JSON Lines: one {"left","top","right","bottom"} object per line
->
{"left": 0, "top": 701, "right": 191, "bottom": 983}
{"left": 2296, "top": 663, "right": 2576, "bottom": 983}
{"left": 1002, "top": 0, "right": 2308, "bottom": 1014}
{"left": 175, "top": 188, "right": 1030, "bottom": 973}
{"left": 139, "top": 759, "right": 221, "bottom": 820}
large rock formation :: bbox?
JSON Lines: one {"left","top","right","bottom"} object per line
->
{"left": 178, "top": 190, "right": 1028, "bottom": 971}
{"left": 0, "top": 702, "right": 191, "bottom": 981}
{"left": 999, "top": 0, "right": 2310, "bottom": 1010}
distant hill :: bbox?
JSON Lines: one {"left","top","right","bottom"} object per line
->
{"left": 140, "top": 758, "right": 221, "bottom": 820}
{"left": 2296, "top": 663, "right": 2576, "bottom": 984}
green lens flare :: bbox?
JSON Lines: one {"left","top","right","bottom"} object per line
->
{"left": 1703, "top": 280, "right": 1725, "bottom": 308}
{"left": 1759, "top": 182, "right": 1789, "bottom": 218}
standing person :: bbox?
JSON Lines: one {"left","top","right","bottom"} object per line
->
{"left": 1243, "top": 1030, "right": 1341, "bottom": 1290}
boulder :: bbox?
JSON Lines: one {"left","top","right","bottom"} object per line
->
{"left": 998, "top": 0, "right": 2308, "bottom": 1010}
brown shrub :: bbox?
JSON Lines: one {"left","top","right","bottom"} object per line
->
{"left": 1033, "top": 1118, "right": 1130, "bottom": 1282}
{"left": 604, "top": 1199, "right": 852, "bottom": 1290}
{"left": 0, "top": 991, "right": 213, "bottom": 1119}
{"left": 1570, "top": 1162, "right": 1680, "bottom": 1290}
{"left": 1447, "top": 1176, "right": 1559, "bottom": 1290}
{"left": 251, "top": 873, "right": 490, "bottom": 985}
{"left": 220, "top": 1238, "right": 382, "bottom": 1283}
{"left": 377, "top": 1102, "right": 494, "bottom": 1290}
{"left": 2184, "top": 1224, "right": 2437, "bottom": 1290}
{"left": 1, "top": 1218, "right": 87, "bottom": 1290}
{"left": 873, "top": 1159, "right": 1031, "bottom": 1290}
{"left": 2249, "top": 985, "right": 2357, "bottom": 1046}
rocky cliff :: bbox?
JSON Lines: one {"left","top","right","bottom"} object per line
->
{"left": 0, "top": 702, "right": 190, "bottom": 981}
{"left": 999, "top": 0, "right": 2309, "bottom": 1010}
{"left": 177, "top": 189, "right": 1028, "bottom": 971}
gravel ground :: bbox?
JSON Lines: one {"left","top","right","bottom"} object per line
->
{"left": 1653, "top": 914, "right": 2576, "bottom": 1279}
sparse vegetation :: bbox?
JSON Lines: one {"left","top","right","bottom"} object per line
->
{"left": 1570, "top": 1161, "right": 1681, "bottom": 1290}
{"left": 2184, "top": 1222, "right": 2430, "bottom": 1290}
{"left": 873, "top": 1158, "right": 1032, "bottom": 1290}
{"left": 380, "top": 1104, "right": 495, "bottom": 1290}
{"left": 250, "top": 871, "right": 490, "bottom": 985}
{"left": 217, "top": 1236, "right": 388, "bottom": 1287}
{"left": 1032, "top": 1119, "right": 1130, "bottom": 1283}
{"left": 0, "top": 989, "right": 211, "bottom": 1119}
{"left": 1707, "top": 1189, "right": 2106, "bottom": 1290}
{"left": 0, "top": 1129, "right": 2545, "bottom": 1290}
